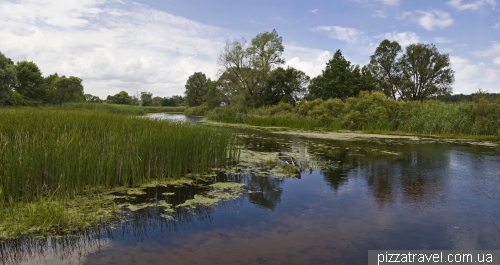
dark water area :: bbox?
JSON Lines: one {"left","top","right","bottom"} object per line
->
{"left": 1, "top": 127, "right": 500, "bottom": 265}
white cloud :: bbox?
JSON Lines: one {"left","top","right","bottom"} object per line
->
{"left": 376, "top": 31, "right": 420, "bottom": 47}
{"left": 473, "top": 42, "right": 500, "bottom": 64}
{"left": 450, "top": 56, "right": 500, "bottom": 94}
{"left": 378, "top": 0, "right": 400, "bottom": 5}
{"left": 310, "top": 9, "right": 319, "bottom": 14}
{"left": 313, "top": 26, "right": 365, "bottom": 44}
{"left": 284, "top": 45, "right": 331, "bottom": 78}
{"left": 0, "top": 0, "right": 231, "bottom": 98}
{"left": 492, "top": 22, "right": 500, "bottom": 29}
{"left": 434, "top": 37, "right": 453, "bottom": 43}
{"left": 447, "top": 0, "right": 496, "bottom": 10}
{"left": 493, "top": 57, "right": 500, "bottom": 65}
{"left": 417, "top": 10, "right": 454, "bottom": 30}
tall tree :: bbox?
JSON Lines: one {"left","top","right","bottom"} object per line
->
{"left": 0, "top": 51, "right": 17, "bottom": 106}
{"left": 204, "top": 79, "right": 222, "bottom": 109}
{"left": 369, "top": 40, "right": 403, "bottom": 99}
{"left": 263, "top": 67, "right": 310, "bottom": 106}
{"left": 217, "top": 29, "right": 285, "bottom": 107}
{"left": 140, "top": 91, "right": 153, "bottom": 106}
{"left": 42, "top": 73, "right": 59, "bottom": 104}
{"left": 307, "top": 50, "right": 367, "bottom": 100}
{"left": 14, "top": 61, "right": 44, "bottom": 102}
{"left": 399, "top": 43, "right": 454, "bottom": 101}
{"left": 184, "top": 72, "right": 208, "bottom": 107}
{"left": 54, "top": 76, "right": 85, "bottom": 104}
{"left": 107, "top": 91, "right": 132, "bottom": 105}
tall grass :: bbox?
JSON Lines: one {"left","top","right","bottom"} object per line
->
{"left": 0, "top": 109, "right": 238, "bottom": 205}
{"left": 206, "top": 91, "right": 500, "bottom": 137}
{"left": 57, "top": 103, "right": 186, "bottom": 115}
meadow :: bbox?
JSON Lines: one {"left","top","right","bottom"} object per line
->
{"left": 0, "top": 108, "right": 237, "bottom": 238}
{"left": 57, "top": 102, "right": 186, "bottom": 115}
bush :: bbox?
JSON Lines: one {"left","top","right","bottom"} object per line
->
{"left": 184, "top": 103, "right": 209, "bottom": 116}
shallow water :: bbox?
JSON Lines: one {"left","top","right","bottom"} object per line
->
{"left": 1, "top": 127, "right": 500, "bottom": 265}
{"left": 146, "top": 113, "right": 203, "bottom": 123}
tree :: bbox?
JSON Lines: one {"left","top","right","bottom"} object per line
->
{"left": 0, "top": 51, "right": 17, "bottom": 106}
{"left": 85, "top": 94, "right": 102, "bottom": 103}
{"left": 54, "top": 76, "right": 85, "bottom": 104}
{"left": 263, "top": 67, "right": 310, "bottom": 106}
{"left": 184, "top": 72, "right": 208, "bottom": 107}
{"left": 369, "top": 40, "right": 403, "bottom": 99}
{"left": 307, "top": 50, "right": 369, "bottom": 100}
{"left": 107, "top": 91, "right": 132, "bottom": 105}
{"left": 42, "top": 73, "right": 59, "bottom": 104}
{"left": 217, "top": 29, "right": 285, "bottom": 107}
{"left": 399, "top": 43, "right": 454, "bottom": 101}
{"left": 204, "top": 80, "right": 222, "bottom": 109}
{"left": 140, "top": 91, "right": 153, "bottom": 106}
{"left": 14, "top": 61, "right": 44, "bottom": 102}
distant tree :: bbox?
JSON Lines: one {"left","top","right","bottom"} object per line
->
{"left": 185, "top": 72, "right": 209, "bottom": 107}
{"left": 84, "top": 94, "right": 102, "bottom": 103}
{"left": 151, "top": 96, "right": 163, "bottom": 106}
{"left": 54, "top": 76, "right": 85, "bottom": 104}
{"left": 140, "top": 91, "right": 153, "bottom": 106}
{"left": 108, "top": 91, "right": 132, "bottom": 105}
{"left": 369, "top": 40, "right": 403, "bottom": 100}
{"left": 263, "top": 67, "right": 310, "bottom": 106}
{"left": 14, "top": 61, "right": 44, "bottom": 102}
{"left": 399, "top": 43, "right": 454, "bottom": 101}
{"left": 307, "top": 50, "right": 369, "bottom": 100}
{"left": 0, "top": 51, "right": 17, "bottom": 106}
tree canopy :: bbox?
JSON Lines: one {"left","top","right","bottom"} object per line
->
{"left": 14, "top": 61, "right": 44, "bottom": 102}
{"left": 54, "top": 76, "right": 85, "bottom": 104}
{"left": 185, "top": 72, "right": 209, "bottom": 107}
{"left": 0, "top": 52, "right": 17, "bottom": 106}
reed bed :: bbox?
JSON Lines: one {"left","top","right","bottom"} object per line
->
{"left": 0, "top": 108, "right": 238, "bottom": 205}
{"left": 57, "top": 103, "right": 186, "bottom": 115}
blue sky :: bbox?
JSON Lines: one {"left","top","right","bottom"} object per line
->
{"left": 1, "top": 0, "right": 499, "bottom": 98}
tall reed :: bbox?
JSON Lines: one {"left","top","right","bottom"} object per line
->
{"left": 0, "top": 109, "right": 238, "bottom": 205}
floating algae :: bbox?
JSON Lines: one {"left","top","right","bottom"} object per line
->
{"left": 177, "top": 182, "right": 246, "bottom": 208}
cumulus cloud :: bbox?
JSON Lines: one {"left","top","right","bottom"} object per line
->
{"left": 473, "top": 41, "right": 500, "bottom": 65}
{"left": 397, "top": 11, "right": 412, "bottom": 20}
{"left": 310, "top": 9, "right": 319, "bottom": 14}
{"left": 417, "top": 10, "right": 454, "bottom": 30}
{"left": 313, "top": 26, "right": 365, "bottom": 44}
{"left": 447, "top": 0, "right": 496, "bottom": 10}
{"left": 450, "top": 56, "right": 500, "bottom": 94}
{"left": 284, "top": 45, "right": 331, "bottom": 78}
{"left": 0, "top": 0, "right": 233, "bottom": 98}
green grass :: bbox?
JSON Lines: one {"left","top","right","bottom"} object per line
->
{"left": 56, "top": 103, "right": 186, "bottom": 115}
{"left": 0, "top": 108, "right": 237, "bottom": 238}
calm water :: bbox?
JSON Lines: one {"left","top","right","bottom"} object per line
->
{"left": 1, "top": 124, "right": 500, "bottom": 265}
{"left": 146, "top": 113, "right": 203, "bottom": 123}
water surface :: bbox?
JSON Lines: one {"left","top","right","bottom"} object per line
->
{"left": 1, "top": 127, "right": 499, "bottom": 265}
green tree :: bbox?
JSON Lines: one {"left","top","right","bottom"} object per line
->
{"left": 107, "top": 91, "right": 132, "bottom": 105}
{"left": 54, "top": 76, "right": 85, "bottom": 104}
{"left": 140, "top": 91, "right": 153, "bottom": 106}
{"left": 204, "top": 80, "right": 222, "bottom": 109}
{"left": 399, "top": 43, "right": 454, "bottom": 101}
{"left": 369, "top": 40, "right": 403, "bottom": 99}
{"left": 42, "top": 73, "right": 59, "bottom": 104}
{"left": 0, "top": 51, "right": 17, "bottom": 106}
{"left": 185, "top": 72, "right": 209, "bottom": 107}
{"left": 84, "top": 94, "right": 102, "bottom": 103}
{"left": 307, "top": 50, "right": 368, "bottom": 100}
{"left": 217, "top": 29, "right": 285, "bottom": 107}
{"left": 263, "top": 67, "right": 310, "bottom": 106}
{"left": 14, "top": 61, "right": 44, "bottom": 102}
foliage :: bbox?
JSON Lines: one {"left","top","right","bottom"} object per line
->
{"left": 369, "top": 39, "right": 403, "bottom": 99}
{"left": 263, "top": 67, "right": 310, "bottom": 106}
{"left": 307, "top": 50, "right": 373, "bottom": 100}
{"left": 53, "top": 76, "right": 85, "bottom": 104}
{"left": 140, "top": 91, "right": 153, "bottom": 106}
{"left": 107, "top": 91, "right": 133, "bottom": 105}
{"left": 217, "top": 29, "right": 285, "bottom": 107}
{"left": 184, "top": 103, "right": 209, "bottom": 116}
{"left": 0, "top": 51, "right": 16, "bottom": 106}
{"left": 85, "top": 94, "right": 102, "bottom": 103}
{"left": 14, "top": 61, "right": 45, "bottom": 103}
{"left": 185, "top": 72, "right": 209, "bottom": 107}
{"left": 57, "top": 102, "right": 186, "bottom": 115}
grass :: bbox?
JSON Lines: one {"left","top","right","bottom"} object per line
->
{"left": 0, "top": 108, "right": 238, "bottom": 239}
{"left": 56, "top": 103, "right": 186, "bottom": 115}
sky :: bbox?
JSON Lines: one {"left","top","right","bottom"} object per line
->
{"left": 1, "top": 0, "right": 499, "bottom": 99}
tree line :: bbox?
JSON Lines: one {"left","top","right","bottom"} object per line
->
{"left": 0, "top": 52, "right": 86, "bottom": 106}
{"left": 184, "top": 29, "right": 455, "bottom": 111}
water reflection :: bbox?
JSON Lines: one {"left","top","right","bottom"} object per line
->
{"left": 146, "top": 113, "right": 203, "bottom": 123}
{"left": 1, "top": 132, "right": 499, "bottom": 264}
